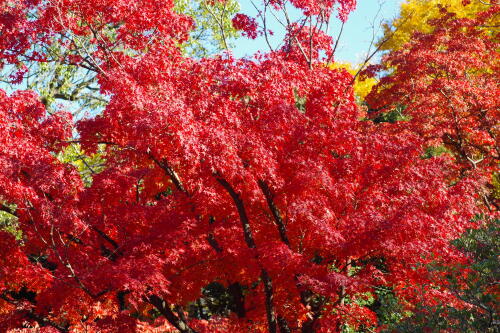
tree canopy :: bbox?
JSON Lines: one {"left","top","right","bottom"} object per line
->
{"left": 0, "top": 0, "right": 498, "bottom": 332}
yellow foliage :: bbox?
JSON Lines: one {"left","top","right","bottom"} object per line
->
{"left": 493, "top": 173, "right": 500, "bottom": 200}
{"left": 380, "top": 0, "right": 495, "bottom": 51}
{"left": 329, "top": 62, "right": 377, "bottom": 102}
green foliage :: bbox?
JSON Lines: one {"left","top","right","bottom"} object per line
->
{"left": 57, "top": 144, "right": 106, "bottom": 186}
{"left": 32, "top": 41, "right": 107, "bottom": 112}
{"left": 370, "top": 287, "right": 407, "bottom": 327}
{"left": 422, "top": 145, "right": 451, "bottom": 159}
{"left": 388, "top": 217, "right": 500, "bottom": 332}
{"left": 1, "top": 37, "right": 109, "bottom": 117}
{"left": 175, "top": 0, "right": 240, "bottom": 57}
{"left": 492, "top": 173, "right": 500, "bottom": 200}
{"left": 294, "top": 89, "right": 307, "bottom": 113}
{"left": 0, "top": 203, "right": 21, "bottom": 239}
{"left": 1, "top": 0, "right": 239, "bottom": 118}
{"left": 372, "top": 104, "right": 409, "bottom": 124}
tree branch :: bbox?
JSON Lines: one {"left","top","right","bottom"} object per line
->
{"left": 258, "top": 180, "right": 290, "bottom": 247}
{"left": 148, "top": 295, "right": 197, "bottom": 333}
{"left": 215, "top": 175, "right": 278, "bottom": 333}
{"left": 215, "top": 176, "right": 256, "bottom": 249}
{"left": 148, "top": 154, "right": 187, "bottom": 194}
{"left": 0, "top": 292, "right": 69, "bottom": 332}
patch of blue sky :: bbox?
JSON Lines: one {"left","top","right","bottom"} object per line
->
{"left": 231, "top": 0, "right": 404, "bottom": 64}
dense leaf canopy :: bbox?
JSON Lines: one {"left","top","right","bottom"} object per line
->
{"left": 0, "top": 0, "right": 497, "bottom": 332}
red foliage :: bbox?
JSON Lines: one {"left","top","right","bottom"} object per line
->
{"left": 366, "top": 7, "right": 499, "bottom": 200}
{"left": 288, "top": 0, "right": 357, "bottom": 21}
{"left": 0, "top": 1, "right": 490, "bottom": 332}
{"left": 232, "top": 14, "right": 259, "bottom": 39}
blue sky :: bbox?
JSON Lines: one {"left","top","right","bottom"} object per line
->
{"left": 232, "top": 0, "right": 404, "bottom": 64}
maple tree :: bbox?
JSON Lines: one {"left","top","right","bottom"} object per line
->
{"left": 0, "top": 0, "right": 495, "bottom": 332}
{"left": 366, "top": 3, "right": 499, "bottom": 211}
{"left": 0, "top": 0, "right": 239, "bottom": 118}
{"left": 392, "top": 215, "right": 499, "bottom": 332}
{"left": 362, "top": 3, "right": 500, "bottom": 330}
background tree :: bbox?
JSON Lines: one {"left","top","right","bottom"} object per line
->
{"left": 363, "top": 2, "right": 499, "bottom": 331}
{"left": 366, "top": 4, "right": 499, "bottom": 210}
{"left": 378, "top": 0, "right": 497, "bottom": 52}
{"left": 389, "top": 216, "right": 499, "bottom": 332}
{"left": 0, "top": 0, "right": 240, "bottom": 118}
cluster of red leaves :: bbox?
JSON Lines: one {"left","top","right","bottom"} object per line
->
{"left": 0, "top": 0, "right": 193, "bottom": 80}
{"left": 0, "top": 0, "right": 492, "bottom": 332}
{"left": 279, "top": 23, "right": 334, "bottom": 64}
{"left": 232, "top": 14, "right": 259, "bottom": 39}
{"left": 288, "top": 0, "right": 356, "bottom": 21}
{"left": 366, "top": 6, "right": 499, "bottom": 197}
{"left": 364, "top": 5, "right": 500, "bottom": 318}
